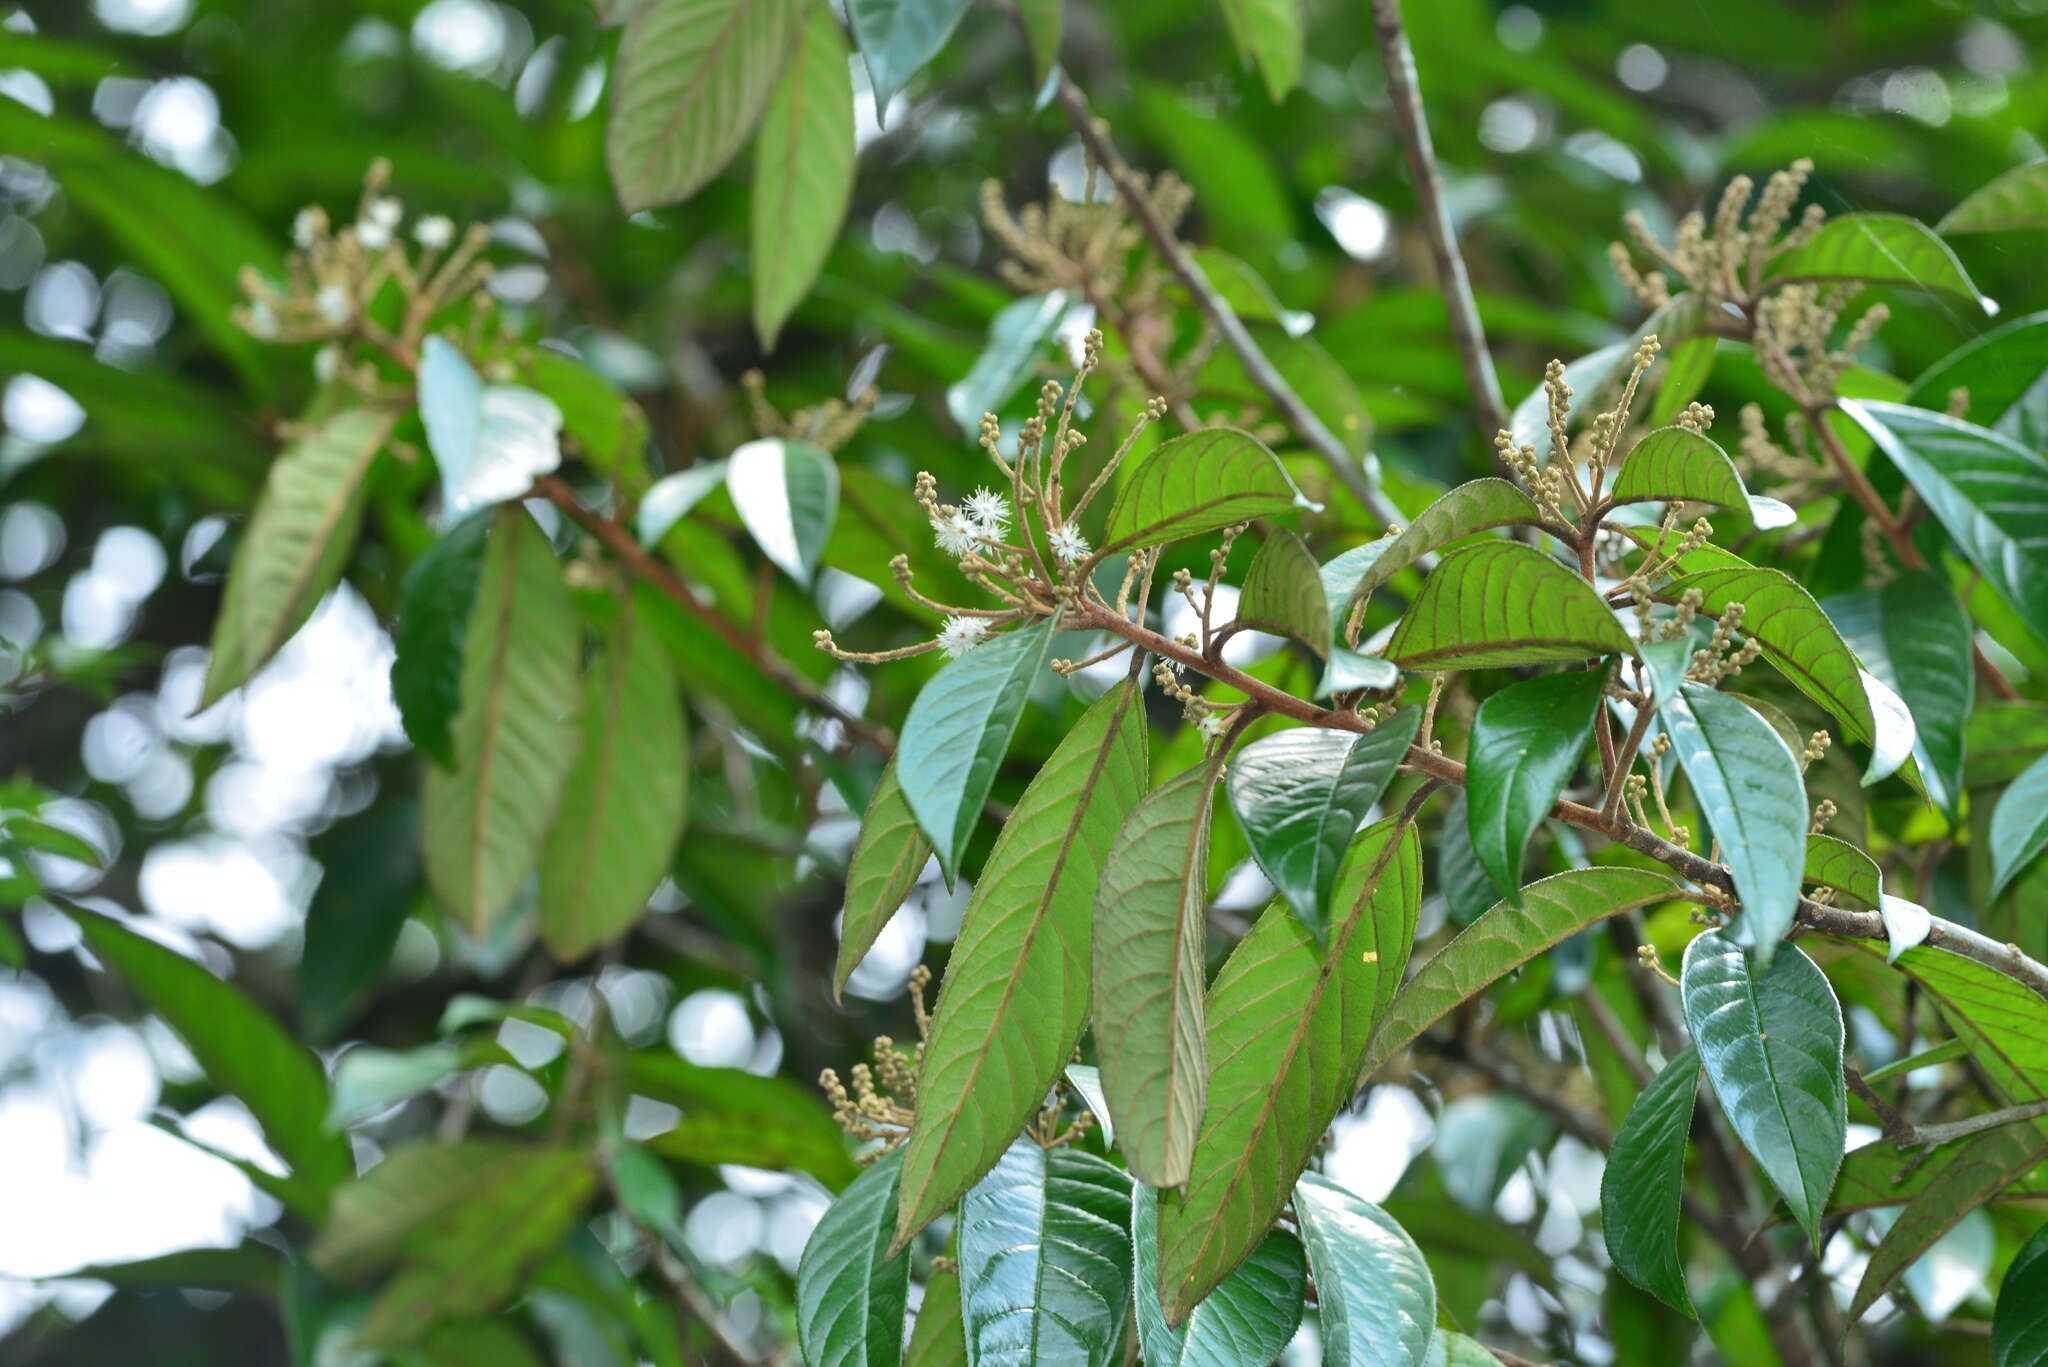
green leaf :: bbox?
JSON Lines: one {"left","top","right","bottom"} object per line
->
{"left": 1940, "top": 162, "right": 2048, "bottom": 234}
{"left": 1292, "top": 1173, "right": 1435, "bottom": 1367}
{"left": 1016, "top": 0, "right": 1061, "bottom": 80}
{"left": 1879, "top": 944, "right": 2048, "bottom": 1107}
{"left": 68, "top": 908, "right": 352, "bottom": 1203}
{"left": 897, "top": 616, "right": 1057, "bottom": 884}
{"left": 1824, "top": 571, "right": 1973, "bottom": 818}
{"left": 521, "top": 349, "right": 648, "bottom": 491}
{"left": 1646, "top": 337, "right": 1718, "bottom": 428}
{"left": 1679, "top": 931, "right": 1845, "bottom": 1248}
{"left": 417, "top": 338, "right": 563, "bottom": 523}
{"left": 1131, "top": 1185, "right": 1304, "bottom": 1367}
{"left": 1383, "top": 541, "right": 1635, "bottom": 670}
{"left": 1155, "top": 822, "right": 1420, "bottom": 1321}
{"left": 752, "top": 5, "right": 855, "bottom": 350}
{"left": 620, "top": 1050, "right": 856, "bottom": 1188}
{"left": 848, "top": 0, "right": 973, "bottom": 110}
{"left": 1607, "top": 426, "right": 1793, "bottom": 530}
{"left": 1336, "top": 479, "right": 1540, "bottom": 628}
{"left": 1236, "top": 529, "right": 1331, "bottom": 656}
{"left": 300, "top": 791, "right": 423, "bottom": 1041}
{"left": 1804, "top": 833, "right": 1880, "bottom": 908}
{"left": 1994, "top": 1221, "right": 2048, "bottom": 1366}
{"left": 326, "top": 1042, "right": 500, "bottom": 1129}
{"left": 59, "top": 1244, "right": 285, "bottom": 1298}
{"left": 539, "top": 597, "right": 688, "bottom": 960}
{"left": 393, "top": 513, "right": 491, "bottom": 768}
{"left": 945, "top": 291, "right": 1071, "bottom": 432}
{"left": 1842, "top": 401, "right": 2048, "bottom": 637}
{"left": 1464, "top": 669, "right": 1605, "bottom": 904}
{"left": 606, "top": 0, "right": 804, "bottom": 210}
{"left": 1093, "top": 758, "right": 1219, "bottom": 1187}
{"left": 725, "top": 438, "right": 838, "bottom": 587}
{"left": 1065, "top": 1064, "right": 1113, "bottom": 1146}
{"left": 201, "top": 407, "right": 397, "bottom": 705}
{"left": 1600, "top": 1045, "right": 1699, "bottom": 1316}
{"left": 797, "top": 1151, "right": 909, "bottom": 1367}
{"left": 1100, "top": 428, "right": 1310, "bottom": 556}
{"left": 423, "top": 507, "right": 584, "bottom": 935}
{"left": 957, "top": 1140, "right": 1133, "bottom": 1367}
{"left": 1508, "top": 340, "right": 1631, "bottom": 454}
{"left": 895, "top": 683, "right": 1147, "bottom": 1247}
{"left": 1850, "top": 1125, "right": 2048, "bottom": 1324}
{"left": 1910, "top": 311, "right": 2048, "bottom": 450}
{"left": 1766, "top": 212, "right": 1983, "bottom": 303}
{"left": 1217, "top": 0, "right": 1302, "bottom": 102}
{"left": 834, "top": 757, "right": 933, "bottom": 1000}
{"left": 1990, "top": 752, "right": 2048, "bottom": 901}
{"left": 1224, "top": 710, "right": 1419, "bottom": 941}
{"left": 1860, "top": 1037, "right": 1968, "bottom": 1088}
{"left": 1662, "top": 683, "right": 1807, "bottom": 959}
{"left": 905, "top": 1256, "right": 966, "bottom": 1367}
{"left": 1358, "top": 867, "right": 1677, "bottom": 1080}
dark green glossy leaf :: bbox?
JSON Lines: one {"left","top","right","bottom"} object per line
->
{"left": 848, "top": 0, "right": 973, "bottom": 111}
{"left": 1824, "top": 571, "right": 1973, "bottom": 818}
{"left": 1766, "top": 212, "right": 1982, "bottom": 301}
{"left": 797, "top": 1151, "right": 909, "bottom": 1367}
{"left": 1600, "top": 1045, "right": 1699, "bottom": 1316}
{"left": 1940, "top": 162, "right": 2048, "bottom": 234}
{"left": 752, "top": 4, "right": 855, "bottom": 350}
{"left": 1465, "top": 669, "right": 1605, "bottom": 904}
{"left": 1990, "top": 752, "right": 2048, "bottom": 902}
{"left": 1131, "top": 1184, "right": 1304, "bottom": 1367}
{"left": 1293, "top": 1172, "right": 1435, "bottom": 1367}
{"left": 1337, "top": 480, "right": 1540, "bottom": 628}
{"left": 1100, "top": 428, "right": 1309, "bottom": 556}
{"left": 1680, "top": 931, "right": 1845, "bottom": 1248}
{"left": 1384, "top": 541, "right": 1634, "bottom": 670}
{"left": 300, "top": 790, "right": 423, "bottom": 1041}
{"left": 392, "top": 512, "right": 490, "bottom": 768}
{"left": 834, "top": 757, "right": 933, "bottom": 1001}
{"left": 1994, "top": 1222, "right": 2048, "bottom": 1366}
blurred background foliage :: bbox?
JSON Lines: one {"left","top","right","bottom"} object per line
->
{"left": 2, "top": 0, "right": 2047, "bottom": 1362}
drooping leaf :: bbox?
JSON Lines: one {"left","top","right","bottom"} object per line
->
{"left": 1131, "top": 1185, "right": 1304, "bottom": 1367}
{"left": 1765, "top": 212, "right": 1982, "bottom": 302}
{"left": 1994, "top": 1221, "right": 2048, "bottom": 1367}
{"left": 1607, "top": 426, "right": 1794, "bottom": 530}
{"left": 1464, "top": 669, "right": 1605, "bottom": 904}
{"left": 1337, "top": 479, "right": 1540, "bottom": 628}
{"left": 69, "top": 908, "right": 352, "bottom": 1204}
{"left": 725, "top": 438, "right": 839, "bottom": 587}
{"left": 1661, "top": 683, "right": 1807, "bottom": 960}
{"left": 1990, "top": 752, "right": 2048, "bottom": 902}
{"left": 956, "top": 1140, "right": 1133, "bottom": 1367}
{"left": 944, "top": 291, "right": 1072, "bottom": 433}
{"left": 897, "top": 616, "right": 1058, "bottom": 883}
{"left": 1155, "top": 822, "right": 1420, "bottom": 1321}
{"left": 1600, "top": 1045, "right": 1699, "bottom": 1316}
{"left": 392, "top": 512, "right": 491, "bottom": 768}
{"left": 752, "top": 4, "right": 855, "bottom": 350}
{"left": 847, "top": 0, "right": 974, "bottom": 111}
{"left": 1292, "top": 1172, "right": 1435, "bottom": 1367}
{"left": 834, "top": 757, "right": 933, "bottom": 1000}
{"left": 1880, "top": 943, "right": 2048, "bottom": 1108}
{"left": 1357, "top": 866, "right": 1678, "bottom": 1080}
{"left": 1217, "top": 0, "right": 1302, "bottom": 103}
{"left": 1842, "top": 401, "right": 2048, "bottom": 638}
{"left": 1824, "top": 572, "right": 1973, "bottom": 818}
{"left": 1224, "top": 710, "right": 1419, "bottom": 941}
{"left": 1093, "top": 759, "right": 1219, "bottom": 1188}
{"left": 1804, "top": 833, "right": 1880, "bottom": 908}
{"left": 201, "top": 407, "right": 398, "bottom": 704}
{"left": 1940, "top": 162, "right": 2048, "bottom": 235}
{"left": 796, "top": 1151, "right": 909, "bottom": 1367}
{"left": 1383, "top": 541, "right": 1634, "bottom": 670}
{"left": 1680, "top": 931, "right": 1846, "bottom": 1248}
{"left": 895, "top": 683, "right": 1147, "bottom": 1247}
{"left": 1100, "top": 428, "right": 1310, "bottom": 556}
{"left": 606, "top": 0, "right": 804, "bottom": 211}
{"left": 538, "top": 596, "right": 688, "bottom": 960}
{"left": 1235, "top": 529, "right": 1331, "bottom": 656}
{"left": 418, "top": 337, "right": 564, "bottom": 524}
{"left": 422, "top": 506, "right": 584, "bottom": 935}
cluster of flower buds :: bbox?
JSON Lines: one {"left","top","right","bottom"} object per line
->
{"left": 1613, "top": 159, "right": 1823, "bottom": 314}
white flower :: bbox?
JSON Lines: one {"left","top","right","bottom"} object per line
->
{"left": 1196, "top": 712, "right": 1230, "bottom": 740}
{"left": 415, "top": 215, "right": 455, "bottom": 250}
{"left": 291, "top": 207, "right": 322, "bottom": 249}
{"left": 1047, "top": 524, "right": 1091, "bottom": 564}
{"left": 356, "top": 220, "right": 392, "bottom": 251}
{"left": 367, "top": 196, "right": 403, "bottom": 230}
{"left": 932, "top": 510, "right": 979, "bottom": 557}
{"left": 937, "top": 616, "right": 991, "bottom": 659}
{"left": 314, "top": 283, "right": 351, "bottom": 326}
{"left": 247, "top": 300, "right": 279, "bottom": 338}
{"left": 313, "top": 344, "right": 340, "bottom": 382}
{"left": 964, "top": 486, "right": 1010, "bottom": 533}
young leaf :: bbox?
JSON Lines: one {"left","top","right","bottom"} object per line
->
{"left": 895, "top": 683, "right": 1147, "bottom": 1247}
{"left": 392, "top": 512, "right": 490, "bottom": 768}
{"left": 201, "top": 407, "right": 398, "bottom": 704}
{"left": 423, "top": 506, "right": 584, "bottom": 935}
{"left": 1804, "top": 833, "right": 1881, "bottom": 908}
{"left": 1600, "top": 1045, "right": 1699, "bottom": 1316}
{"left": 1824, "top": 571, "right": 1974, "bottom": 818}
{"left": 751, "top": 4, "right": 855, "bottom": 350}
{"left": 956, "top": 1140, "right": 1133, "bottom": 1367}
{"left": 1842, "top": 401, "right": 2048, "bottom": 637}
{"left": 1607, "top": 426, "right": 1794, "bottom": 530}
{"left": 1464, "top": 669, "right": 1605, "bottom": 903}
{"left": 847, "top": 0, "right": 974, "bottom": 112}
{"left": 418, "top": 337, "right": 564, "bottom": 524}
{"left": 1292, "top": 1172, "right": 1436, "bottom": 1367}
{"left": 1093, "top": 758, "right": 1219, "bottom": 1188}
{"left": 1131, "top": 1184, "right": 1304, "bottom": 1367}
{"left": 833, "top": 757, "right": 933, "bottom": 1001}
{"left": 1225, "top": 711, "right": 1418, "bottom": 941}
{"left": 1766, "top": 212, "right": 1982, "bottom": 302}
{"left": 69, "top": 908, "right": 353, "bottom": 1202}
{"left": 1336, "top": 479, "right": 1540, "bottom": 626}
{"left": 725, "top": 438, "right": 838, "bottom": 587}
{"left": 538, "top": 596, "right": 688, "bottom": 960}
{"left": 1940, "top": 162, "right": 2048, "bottom": 235}
{"left": 1989, "top": 750, "right": 2048, "bottom": 902}
{"left": 1217, "top": 0, "right": 1302, "bottom": 103}
{"left": 904, "top": 1254, "right": 965, "bottom": 1367}
{"left": 1680, "top": 931, "right": 1846, "bottom": 1248}
{"left": 605, "top": 0, "right": 804, "bottom": 211}
{"left": 1661, "top": 683, "right": 1807, "bottom": 960}
{"left": 1993, "top": 1221, "right": 2048, "bottom": 1367}
{"left": 896, "top": 616, "right": 1057, "bottom": 884}
{"left": 1100, "top": 428, "right": 1310, "bottom": 556}
{"left": 796, "top": 1151, "right": 909, "bottom": 1367}
{"left": 1155, "top": 822, "right": 1420, "bottom": 1321}
{"left": 944, "top": 291, "right": 1072, "bottom": 433}
{"left": 1383, "top": 541, "right": 1634, "bottom": 670}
